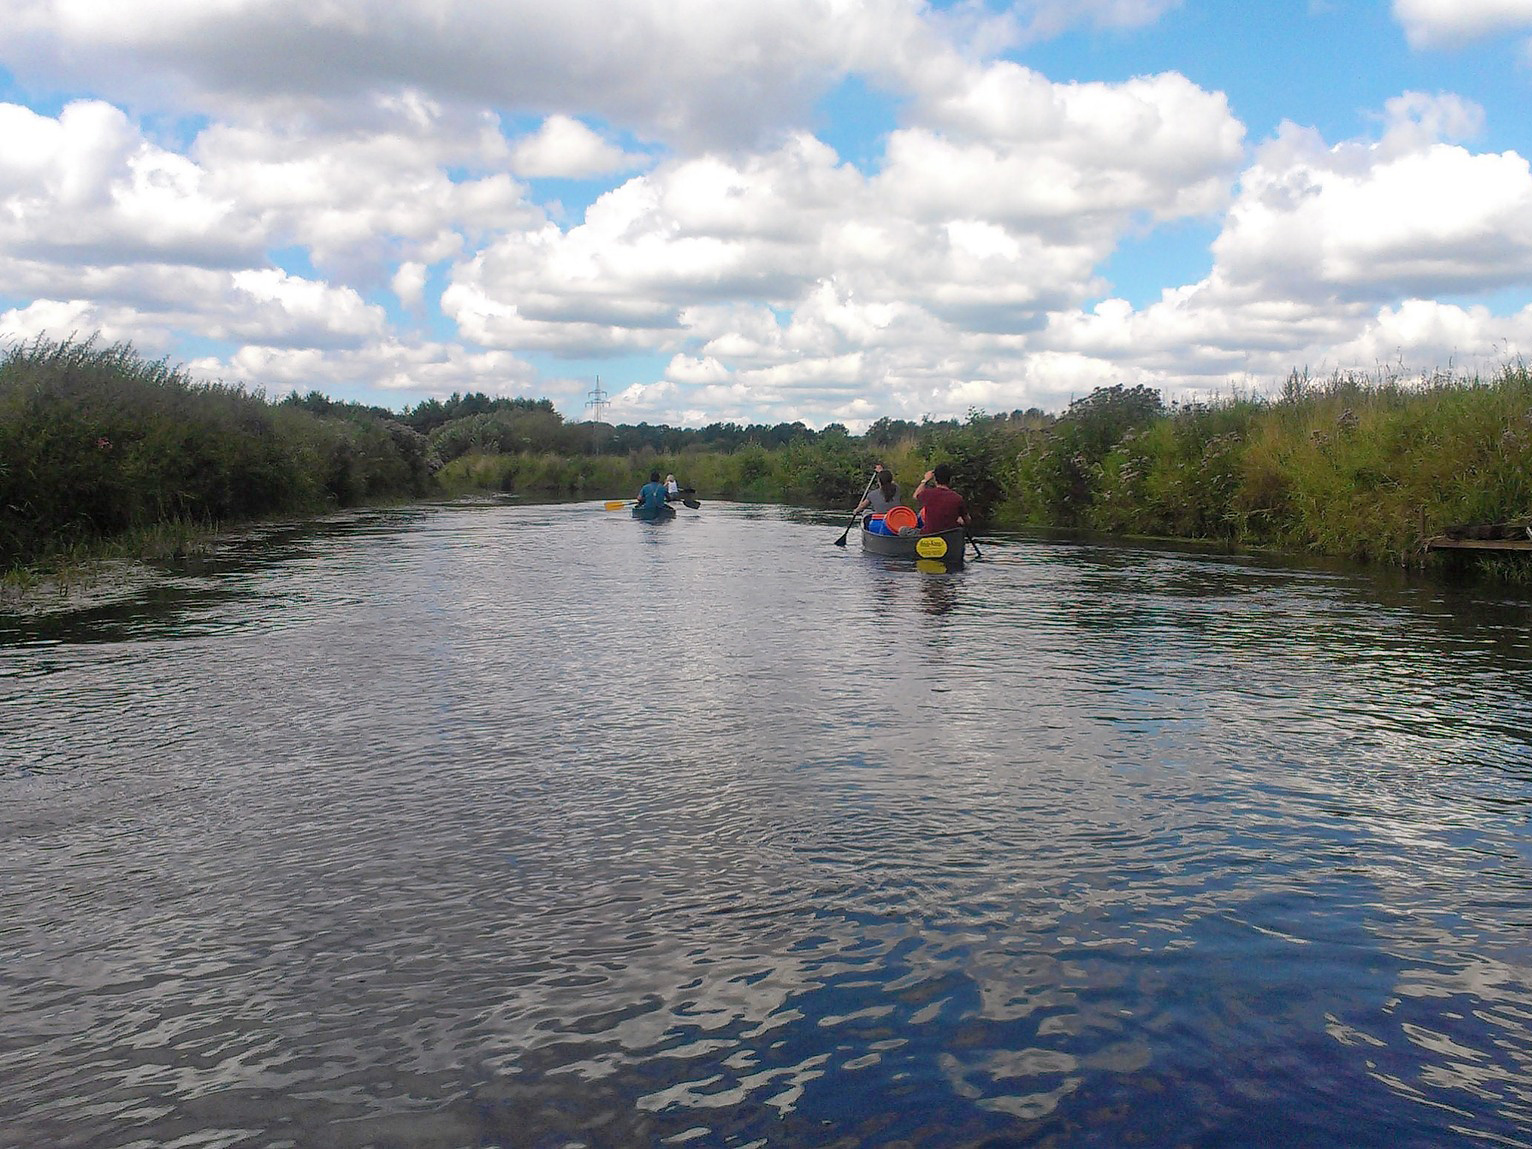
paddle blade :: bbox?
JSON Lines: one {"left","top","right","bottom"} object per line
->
{"left": 604, "top": 500, "right": 630, "bottom": 511}
{"left": 682, "top": 497, "right": 701, "bottom": 509}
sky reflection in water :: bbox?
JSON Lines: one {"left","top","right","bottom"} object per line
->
{"left": 3, "top": 500, "right": 1532, "bottom": 1148}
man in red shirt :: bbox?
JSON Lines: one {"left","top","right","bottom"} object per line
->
{"left": 913, "top": 463, "right": 970, "bottom": 534}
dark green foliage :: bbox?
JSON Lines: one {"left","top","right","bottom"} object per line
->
{"left": 776, "top": 437, "right": 866, "bottom": 505}
{"left": 1008, "top": 384, "right": 1165, "bottom": 526}
{"left": 9, "top": 335, "right": 1530, "bottom": 579}
{"left": 428, "top": 407, "right": 583, "bottom": 461}
{"left": 917, "top": 409, "right": 1014, "bottom": 523}
{"left": 0, "top": 337, "right": 437, "bottom": 566}
{"left": 865, "top": 416, "right": 920, "bottom": 446}
{"left": 397, "top": 392, "right": 558, "bottom": 435}
{"left": 1002, "top": 368, "right": 1532, "bottom": 572}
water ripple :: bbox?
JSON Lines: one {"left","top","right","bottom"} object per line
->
{"left": 3, "top": 502, "right": 1532, "bottom": 1147}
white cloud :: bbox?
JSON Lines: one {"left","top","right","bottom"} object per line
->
{"left": 226, "top": 269, "right": 387, "bottom": 348}
{"left": 665, "top": 354, "right": 731, "bottom": 384}
{"left": 1372, "top": 90, "right": 1485, "bottom": 149}
{"left": 510, "top": 115, "right": 645, "bottom": 178}
{"left": 441, "top": 63, "right": 1245, "bottom": 365}
{"left": 1214, "top": 95, "right": 1532, "bottom": 302}
{"left": 1393, "top": 0, "right": 1532, "bottom": 48}
{"left": 0, "top": 95, "right": 539, "bottom": 285}
{"left": 392, "top": 261, "right": 428, "bottom": 310}
{"left": 868, "top": 85, "right": 1532, "bottom": 417}
{"left": 193, "top": 340, "right": 544, "bottom": 400}
{"left": 0, "top": 262, "right": 391, "bottom": 357}
{"left": 441, "top": 134, "right": 866, "bottom": 353}
{"left": 1, "top": 298, "right": 143, "bottom": 348}
{"left": 1007, "top": 0, "right": 1184, "bottom": 43}
{"left": 0, "top": 100, "right": 261, "bottom": 267}
{"left": 1341, "top": 298, "right": 1531, "bottom": 365}
{"left": 1, "top": 2, "right": 1529, "bottom": 431}
{"left": 190, "top": 112, "right": 536, "bottom": 280}
{"left": 0, "top": 0, "right": 953, "bottom": 150}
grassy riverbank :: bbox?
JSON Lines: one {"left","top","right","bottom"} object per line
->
{"left": 0, "top": 337, "right": 437, "bottom": 572}
{"left": 4, "top": 336, "right": 1530, "bottom": 582}
{"left": 1004, "top": 367, "right": 1532, "bottom": 568}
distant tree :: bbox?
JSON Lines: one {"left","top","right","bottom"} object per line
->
{"left": 764, "top": 421, "right": 813, "bottom": 447}
{"left": 400, "top": 397, "right": 448, "bottom": 433}
{"left": 865, "top": 416, "right": 919, "bottom": 446}
{"left": 1014, "top": 384, "right": 1165, "bottom": 525}
{"left": 282, "top": 389, "right": 335, "bottom": 417}
{"left": 698, "top": 422, "right": 748, "bottom": 451}
{"left": 1061, "top": 384, "right": 1163, "bottom": 457}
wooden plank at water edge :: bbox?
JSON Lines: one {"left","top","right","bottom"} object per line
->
{"left": 1425, "top": 536, "right": 1532, "bottom": 552}
{"left": 1423, "top": 516, "right": 1532, "bottom": 552}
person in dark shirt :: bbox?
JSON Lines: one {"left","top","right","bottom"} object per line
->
{"left": 912, "top": 463, "right": 970, "bottom": 534}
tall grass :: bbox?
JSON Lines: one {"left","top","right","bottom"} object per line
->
{"left": 7, "top": 334, "right": 1529, "bottom": 581}
{"left": 0, "top": 336, "right": 436, "bottom": 568}
{"left": 1001, "top": 364, "right": 1532, "bottom": 571}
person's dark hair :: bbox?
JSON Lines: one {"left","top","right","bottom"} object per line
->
{"left": 650, "top": 470, "right": 661, "bottom": 482}
{"left": 932, "top": 463, "right": 952, "bottom": 485}
{"left": 877, "top": 470, "right": 896, "bottom": 498}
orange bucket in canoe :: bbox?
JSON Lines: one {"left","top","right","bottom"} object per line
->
{"left": 883, "top": 505, "right": 918, "bottom": 532}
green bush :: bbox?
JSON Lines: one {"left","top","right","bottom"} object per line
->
{"left": 8, "top": 334, "right": 1530, "bottom": 579}
{"left": 0, "top": 336, "right": 439, "bottom": 567}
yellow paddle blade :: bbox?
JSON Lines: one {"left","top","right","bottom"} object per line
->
{"left": 604, "top": 500, "right": 630, "bottom": 510}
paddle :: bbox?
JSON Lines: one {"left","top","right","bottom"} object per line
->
{"left": 833, "top": 473, "right": 879, "bottom": 546}
{"left": 604, "top": 496, "right": 701, "bottom": 510}
{"left": 967, "top": 533, "right": 983, "bottom": 559}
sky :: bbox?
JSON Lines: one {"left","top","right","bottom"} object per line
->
{"left": 2, "top": 1, "right": 1532, "bottom": 430}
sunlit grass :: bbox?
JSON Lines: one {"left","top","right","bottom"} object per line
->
{"left": 1006, "top": 363, "right": 1532, "bottom": 577}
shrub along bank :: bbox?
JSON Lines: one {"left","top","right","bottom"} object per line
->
{"left": 4, "top": 336, "right": 1530, "bottom": 579}
{"left": 0, "top": 338, "right": 436, "bottom": 569}
{"left": 1003, "top": 368, "right": 1532, "bottom": 568}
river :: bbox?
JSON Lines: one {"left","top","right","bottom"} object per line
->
{"left": 4, "top": 498, "right": 1532, "bottom": 1148}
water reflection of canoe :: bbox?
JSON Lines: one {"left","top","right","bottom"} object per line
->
{"left": 632, "top": 502, "right": 677, "bottom": 522}
{"left": 860, "top": 523, "right": 967, "bottom": 565}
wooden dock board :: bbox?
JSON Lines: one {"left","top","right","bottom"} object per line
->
{"left": 1425, "top": 535, "right": 1532, "bottom": 552}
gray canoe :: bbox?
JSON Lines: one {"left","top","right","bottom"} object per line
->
{"left": 859, "top": 523, "right": 967, "bottom": 565}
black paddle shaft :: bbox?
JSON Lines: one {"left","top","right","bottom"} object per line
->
{"left": 833, "top": 473, "right": 880, "bottom": 546}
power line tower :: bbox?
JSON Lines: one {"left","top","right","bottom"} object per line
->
{"left": 584, "top": 377, "right": 609, "bottom": 453}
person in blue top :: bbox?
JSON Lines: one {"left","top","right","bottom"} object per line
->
{"left": 634, "top": 470, "right": 670, "bottom": 516}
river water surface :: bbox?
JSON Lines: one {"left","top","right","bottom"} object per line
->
{"left": 4, "top": 498, "right": 1532, "bottom": 1148}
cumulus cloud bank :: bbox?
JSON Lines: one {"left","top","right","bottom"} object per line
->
{"left": 1, "top": 0, "right": 1530, "bottom": 427}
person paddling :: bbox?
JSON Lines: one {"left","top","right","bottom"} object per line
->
{"left": 635, "top": 470, "right": 670, "bottom": 513}
{"left": 912, "top": 463, "right": 970, "bottom": 535}
{"left": 854, "top": 464, "right": 901, "bottom": 520}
